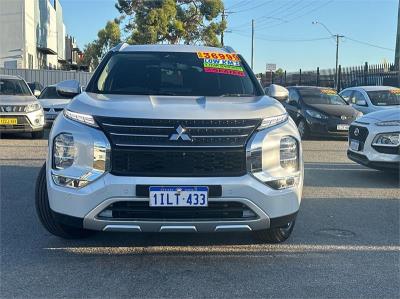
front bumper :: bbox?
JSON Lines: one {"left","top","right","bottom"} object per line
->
{"left": 46, "top": 114, "right": 303, "bottom": 233}
{"left": 306, "top": 115, "right": 353, "bottom": 137}
{"left": 0, "top": 110, "right": 45, "bottom": 133}
{"left": 348, "top": 123, "right": 400, "bottom": 171}
{"left": 347, "top": 150, "right": 400, "bottom": 171}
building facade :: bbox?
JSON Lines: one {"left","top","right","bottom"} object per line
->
{"left": 0, "top": 0, "right": 78, "bottom": 70}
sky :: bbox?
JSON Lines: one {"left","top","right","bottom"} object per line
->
{"left": 61, "top": 0, "right": 398, "bottom": 73}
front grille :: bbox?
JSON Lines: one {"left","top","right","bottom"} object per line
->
{"left": 97, "top": 201, "right": 258, "bottom": 221}
{"left": 0, "top": 105, "right": 26, "bottom": 113}
{"left": 95, "top": 117, "right": 260, "bottom": 177}
{"left": 112, "top": 148, "right": 246, "bottom": 177}
{"left": 95, "top": 117, "right": 261, "bottom": 148}
{"left": 349, "top": 125, "right": 369, "bottom": 142}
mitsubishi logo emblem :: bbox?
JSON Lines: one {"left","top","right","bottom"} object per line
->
{"left": 354, "top": 128, "right": 360, "bottom": 136}
{"left": 169, "top": 125, "right": 192, "bottom": 141}
{"left": 341, "top": 115, "right": 347, "bottom": 120}
{"left": 5, "top": 106, "right": 12, "bottom": 112}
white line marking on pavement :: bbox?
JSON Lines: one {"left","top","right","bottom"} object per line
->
{"left": 45, "top": 244, "right": 400, "bottom": 255}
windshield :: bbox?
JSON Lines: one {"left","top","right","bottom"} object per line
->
{"left": 299, "top": 88, "right": 347, "bottom": 105}
{"left": 39, "top": 86, "right": 70, "bottom": 100}
{"left": 367, "top": 90, "right": 400, "bottom": 106}
{"left": 90, "top": 52, "right": 259, "bottom": 97}
{"left": 0, "top": 79, "right": 31, "bottom": 96}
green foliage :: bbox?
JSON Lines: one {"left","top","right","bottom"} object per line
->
{"left": 275, "top": 68, "right": 284, "bottom": 77}
{"left": 115, "top": 0, "right": 226, "bottom": 46}
{"left": 82, "top": 20, "right": 121, "bottom": 69}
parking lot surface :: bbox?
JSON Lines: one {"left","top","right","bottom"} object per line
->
{"left": 1, "top": 133, "right": 399, "bottom": 298}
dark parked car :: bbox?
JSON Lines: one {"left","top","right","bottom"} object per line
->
{"left": 283, "top": 86, "right": 362, "bottom": 138}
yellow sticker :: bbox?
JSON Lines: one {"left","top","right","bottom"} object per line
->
{"left": 389, "top": 89, "right": 400, "bottom": 94}
{"left": 321, "top": 89, "right": 337, "bottom": 95}
{"left": 197, "top": 51, "right": 240, "bottom": 61}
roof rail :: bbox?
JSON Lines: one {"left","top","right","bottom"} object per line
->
{"left": 111, "top": 42, "right": 129, "bottom": 52}
{"left": 222, "top": 46, "right": 236, "bottom": 53}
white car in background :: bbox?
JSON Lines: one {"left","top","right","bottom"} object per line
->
{"left": 38, "top": 85, "right": 73, "bottom": 124}
{"left": 340, "top": 86, "right": 400, "bottom": 114}
{"left": 347, "top": 108, "right": 400, "bottom": 172}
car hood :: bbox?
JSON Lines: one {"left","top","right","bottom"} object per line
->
{"left": 306, "top": 103, "right": 357, "bottom": 117}
{"left": 38, "top": 98, "right": 71, "bottom": 108}
{"left": 67, "top": 92, "right": 286, "bottom": 120}
{"left": 0, "top": 95, "right": 38, "bottom": 105}
{"left": 358, "top": 108, "right": 400, "bottom": 122}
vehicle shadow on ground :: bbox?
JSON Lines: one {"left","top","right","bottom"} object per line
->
{"left": 304, "top": 164, "right": 399, "bottom": 188}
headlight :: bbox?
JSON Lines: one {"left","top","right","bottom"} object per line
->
{"left": 355, "top": 111, "right": 363, "bottom": 120}
{"left": 280, "top": 136, "right": 299, "bottom": 172}
{"left": 53, "top": 133, "right": 75, "bottom": 169}
{"left": 372, "top": 133, "right": 400, "bottom": 147}
{"left": 64, "top": 109, "right": 98, "bottom": 127}
{"left": 257, "top": 113, "right": 288, "bottom": 130}
{"left": 25, "top": 103, "right": 41, "bottom": 112}
{"left": 375, "top": 120, "right": 400, "bottom": 127}
{"left": 306, "top": 109, "right": 328, "bottom": 119}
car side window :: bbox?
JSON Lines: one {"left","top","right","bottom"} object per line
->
{"left": 288, "top": 89, "right": 300, "bottom": 106}
{"left": 340, "top": 90, "right": 353, "bottom": 103}
{"left": 351, "top": 91, "right": 368, "bottom": 106}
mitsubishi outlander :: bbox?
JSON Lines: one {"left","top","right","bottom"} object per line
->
{"left": 35, "top": 44, "right": 304, "bottom": 243}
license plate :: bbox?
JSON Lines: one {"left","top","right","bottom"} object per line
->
{"left": 149, "top": 186, "right": 208, "bottom": 207}
{"left": 337, "top": 124, "right": 349, "bottom": 131}
{"left": 350, "top": 139, "right": 360, "bottom": 151}
{"left": 0, "top": 118, "right": 17, "bottom": 125}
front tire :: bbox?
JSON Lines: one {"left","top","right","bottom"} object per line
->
{"left": 31, "top": 130, "right": 44, "bottom": 139}
{"left": 253, "top": 220, "right": 296, "bottom": 243}
{"left": 297, "top": 119, "right": 309, "bottom": 139}
{"left": 35, "top": 164, "right": 95, "bottom": 239}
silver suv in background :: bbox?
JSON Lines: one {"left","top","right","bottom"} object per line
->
{"left": 35, "top": 44, "right": 303, "bottom": 243}
{"left": 0, "top": 75, "right": 45, "bottom": 138}
{"left": 38, "top": 85, "right": 73, "bottom": 125}
{"left": 340, "top": 86, "right": 400, "bottom": 114}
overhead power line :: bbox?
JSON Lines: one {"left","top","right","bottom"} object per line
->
{"left": 345, "top": 37, "right": 395, "bottom": 52}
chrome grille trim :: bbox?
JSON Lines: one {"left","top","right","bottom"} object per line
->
{"left": 0, "top": 105, "right": 26, "bottom": 113}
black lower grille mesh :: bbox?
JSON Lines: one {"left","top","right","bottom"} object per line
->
{"left": 111, "top": 148, "right": 246, "bottom": 177}
{"left": 98, "top": 201, "right": 257, "bottom": 221}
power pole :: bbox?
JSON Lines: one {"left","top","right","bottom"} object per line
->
{"left": 221, "top": 9, "right": 226, "bottom": 46}
{"left": 335, "top": 34, "right": 344, "bottom": 90}
{"left": 251, "top": 19, "right": 254, "bottom": 70}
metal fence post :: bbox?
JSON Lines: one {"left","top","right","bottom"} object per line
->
{"left": 316, "top": 67, "right": 320, "bottom": 86}
{"left": 364, "top": 62, "right": 368, "bottom": 85}
{"left": 337, "top": 65, "right": 342, "bottom": 91}
{"left": 299, "top": 69, "right": 302, "bottom": 85}
{"left": 284, "top": 70, "right": 287, "bottom": 86}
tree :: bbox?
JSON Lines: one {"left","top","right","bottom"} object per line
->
{"left": 115, "top": 0, "right": 226, "bottom": 46}
{"left": 82, "top": 20, "right": 121, "bottom": 69}
{"left": 275, "top": 68, "right": 284, "bottom": 77}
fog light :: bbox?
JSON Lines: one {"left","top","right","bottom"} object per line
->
{"left": 248, "top": 148, "right": 262, "bottom": 173}
{"left": 266, "top": 176, "right": 299, "bottom": 190}
{"left": 280, "top": 136, "right": 298, "bottom": 172}
{"left": 52, "top": 174, "right": 89, "bottom": 188}
{"left": 53, "top": 133, "right": 75, "bottom": 169}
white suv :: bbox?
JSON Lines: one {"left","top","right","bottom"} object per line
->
{"left": 0, "top": 75, "right": 45, "bottom": 138}
{"left": 35, "top": 44, "right": 304, "bottom": 243}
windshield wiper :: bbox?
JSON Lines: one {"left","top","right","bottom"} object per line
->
{"left": 219, "top": 93, "right": 255, "bottom": 97}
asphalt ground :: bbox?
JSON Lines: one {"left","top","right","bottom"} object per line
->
{"left": 1, "top": 131, "right": 399, "bottom": 298}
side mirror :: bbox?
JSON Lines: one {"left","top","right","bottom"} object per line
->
{"left": 267, "top": 84, "right": 289, "bottom": 102}
{"left": 355, "top": 99, "right": 367, "bottom": 106}
{"left": 33, "top": 89, "right": 41, "bottom": 97}
{"left": 56, "top": 80, "right": 81, "bottom": 97}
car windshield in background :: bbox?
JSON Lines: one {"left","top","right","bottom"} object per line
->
{"left": 299, "top": 89, "right": 347, "bottom": 105}
{"left": 39, "top": 86, "right": 70, "bottom": 99}
{"left": 367, "top": 90, "right": 400, "bottom": 106}
{"left": 0, "top": 79, "right": 31, "bottom": 96}
{"left": 92, "top": 52, "right": 259, "bottom": 97}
